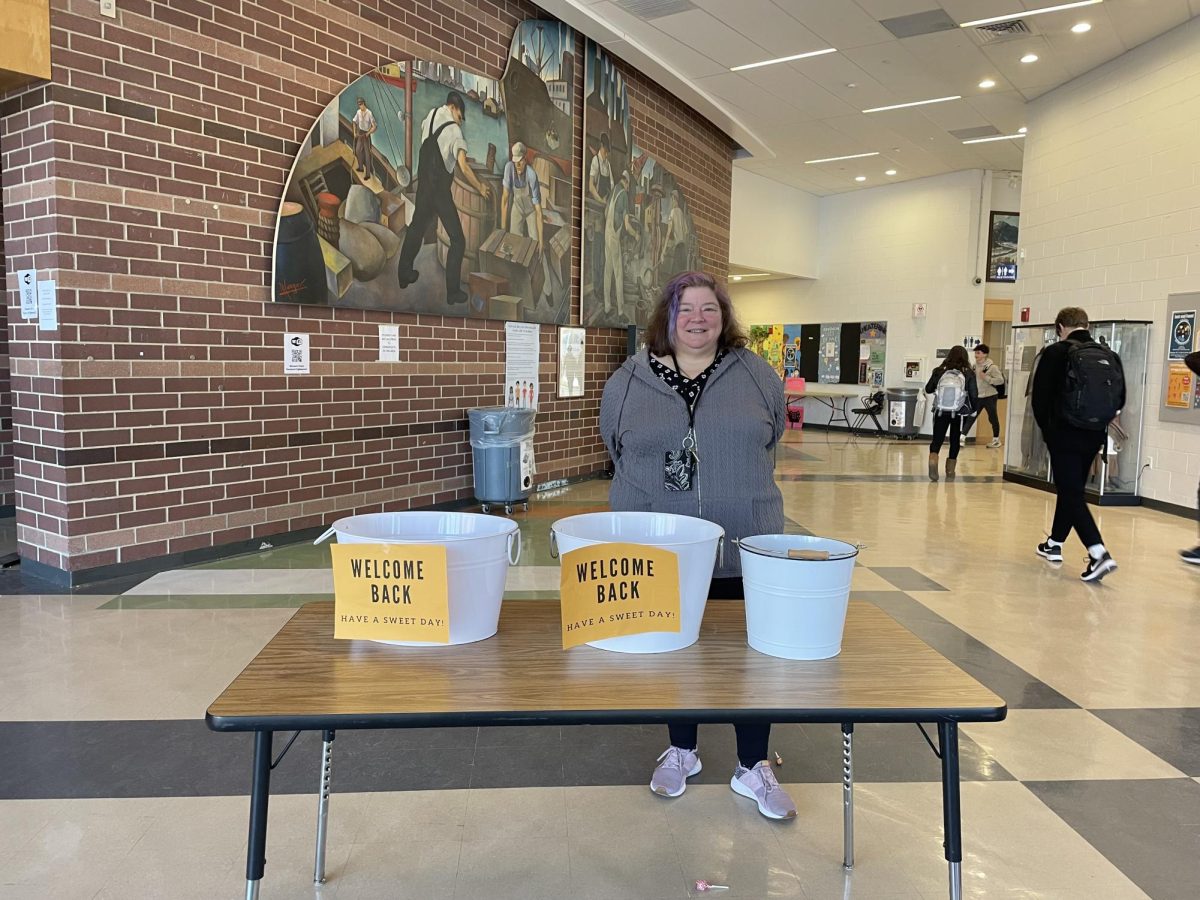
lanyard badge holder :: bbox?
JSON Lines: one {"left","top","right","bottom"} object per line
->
{"left": 664, "top": 351, "right": 703, "bottom": 492}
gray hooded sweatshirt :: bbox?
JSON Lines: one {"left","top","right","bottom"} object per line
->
{"left": 599, "top": 347, "right": 785, "bottom": 578}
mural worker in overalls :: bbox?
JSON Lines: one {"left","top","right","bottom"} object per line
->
{"left": 502, "top": 141, "right": 554, "bottom": 308}
{"left": 603, "top": 167, "right": 636, "bottom": 317}
{"left": 351, "top": 97, "right": 376, "bottom": 175}
{"left": 396, "top": 91, "right": 492, "bottom": 305}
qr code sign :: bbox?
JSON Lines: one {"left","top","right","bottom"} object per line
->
{"left": 284, "top": 334, "right": 309, "bottom": 373}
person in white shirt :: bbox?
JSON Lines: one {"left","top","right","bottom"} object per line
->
{"left": 395, "top": 91, "right": 492, "bottom": 304}
{"left": 351, "top": 97, "right": 376, "bottom": 175}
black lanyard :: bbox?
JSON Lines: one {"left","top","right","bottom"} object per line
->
{"left": 668, "top": 351, "right": 710, "bottom": 430}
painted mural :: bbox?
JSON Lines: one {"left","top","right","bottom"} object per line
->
{"left": 272, "top": 20, "right": 575, "bottom": 324}
{"left": 581, "top": 40, "right": 700, "bottom": 328}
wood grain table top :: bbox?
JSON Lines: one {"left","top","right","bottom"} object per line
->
{"left": 206, "top": 601, "right": 1006, "bottom": 732}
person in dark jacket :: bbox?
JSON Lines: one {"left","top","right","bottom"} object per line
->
{"left": 924, "top": 345, "right": 978, "bottom": 482}
{"left": 1032, "top": 307, "right": 1124, "bottom": 582}
{"left": 1182, "top": 351, "right": 1200, "bottom": 565}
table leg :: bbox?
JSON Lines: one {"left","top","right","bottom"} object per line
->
{"left": 841, "top": 723, "right": 854, "bottom": 870}
{"left": 938, "top": 722, "right": 962, "bottom": 900}
{"left": 246, "top": 730, "right": 273, "bottom": 900}
{"left": 313, "top": 730, "right": 336, "bottom": 885}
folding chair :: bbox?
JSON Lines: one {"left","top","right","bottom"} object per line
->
{"left": 850, "top": 391, "right": 886, "bottom": 437}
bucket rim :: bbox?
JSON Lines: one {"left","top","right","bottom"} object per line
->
{"left": 737, "top": 534, "right": 860, "bottom": 561}
{"left": 329, "top": 511, "right": 518, "bottom": 542}
{"left": 551, "top": 511, "right": 724, "bottom": 546}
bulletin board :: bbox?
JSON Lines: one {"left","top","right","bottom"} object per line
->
{"left": 750, "top": 319, "right": 888, "bottom": 386}
{"left": 1159, "top": 292, "right": 1200, "bottom": 425}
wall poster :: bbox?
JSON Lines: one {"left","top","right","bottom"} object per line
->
{"left": 1160, "top": 293, "right": 1200, "bottom": 424}
{"left": 860, "top": 321, "right": 887, "bottom": 387}
{"left": 558, "top": 326, "right": 585, "bottom": 398}
{"left": 505, "top": 321, "right": 541, "bottom": 410}
{"left": 271, "top": 20, "right": 575, "bottom": 324}
{"left": 581, "top": 39, "right": 700, "bottom": 328}
{"left": 986, "top": 211, "right": 1018, "bottom": 282}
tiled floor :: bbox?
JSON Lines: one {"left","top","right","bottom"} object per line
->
{"left": 1, "top": 429, "right": 1199, "bottom": 898}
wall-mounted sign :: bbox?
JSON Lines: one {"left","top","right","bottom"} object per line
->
{"left": 331, "top": 543, "right": 450, "bottom": 642}
{"left": 559, "top": 543, "right": 680, "bottom": 649}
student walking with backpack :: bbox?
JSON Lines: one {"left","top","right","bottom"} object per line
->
{"left": 1181, "top": 350, "right": 1200, "bottom": 566}
{"left": 1032, "top": 307, "right": 1125, "bottom": 582}
{"left": 924, "top": 346, "right": 978, "bottom": 482}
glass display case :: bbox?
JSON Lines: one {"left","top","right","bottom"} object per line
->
{"left": 1003, "top": 320, "right": 1151, "bottom": 505}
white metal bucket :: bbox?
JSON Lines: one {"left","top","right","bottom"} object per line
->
{"left": 316, "top": 512, "right": 521, "bottom": 646}
{"left": 551, "top": 511, "right": 723, "bottom": 654}
{"left": 739, "top": 534, "right": 858, "bottom": 660}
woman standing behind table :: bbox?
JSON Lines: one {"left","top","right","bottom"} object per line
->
{"left": 599, "top": 270, "right": 795, "bottom": 821}
{"left": 924, "top": 345, "right": 979, "bottom": 482}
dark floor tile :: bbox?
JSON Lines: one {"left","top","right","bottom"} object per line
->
{"left": 469, "top": 743, "right": 565, "bottom": 789}
{"left": 1027, "top": 778, "right": 1200, "bottom": 900}
{"left": 869, "top": 567, "right": 948, "bottom": 591}
{"left": 1092, "top": 709, "right": 1200, "bottom": 776}
{"left": 865, "top": 591, "right": 1077, "bottom": 709}
{"left": 562, "top": 725, "right": 669, "bottom": 786}
{"left": 476, "top": 725, "right": 561, "bottom": 748}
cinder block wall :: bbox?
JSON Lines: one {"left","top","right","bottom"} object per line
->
{"left": 0, "top": 0, "right": 734, "bottom": 579}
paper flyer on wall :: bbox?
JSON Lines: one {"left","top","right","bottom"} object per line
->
{"left": 558, "top": 326, "right": 585, "bottom": 398}
{"left": 1169, "top": 310, "right": 1195, "bottom": 361}
{"left": 505, "top": 322, "right": 540, "bottom": 410}
{"left": 1166, "top": 363, "right": 1194, "bottom": 409}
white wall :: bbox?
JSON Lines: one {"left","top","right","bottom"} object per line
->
{"left": 1019, "top": 17, "right": 1200, "bottom": 509}
{"left": 731, "top": 169, "right": 989, "bottom": 429}
{"left": 729, "top": 168, "right": 820, "bottom": 279}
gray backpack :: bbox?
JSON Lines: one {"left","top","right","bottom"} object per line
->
{"left": 934, "top": 369, "right": 968, "bottom": 414}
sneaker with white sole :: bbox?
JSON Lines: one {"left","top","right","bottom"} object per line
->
{"left": 650, "top": 746, "right": 701, "bottom": 797}
{"left": 1036, "top": 540, "right": 1063, "bottom": 563}
{"left": 1181, "top": 546, "right": 1200, "bottom": 565}
{"left": 731, "top": 761, "right": 797, "bottom": 820}
{"left": 988, "top": 438, "right": 1002, "bottom": 448}
{"left": 1081, "top": 552, "right": 1117, "bottom": 583}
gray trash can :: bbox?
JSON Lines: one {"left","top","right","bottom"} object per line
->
{"left": 469, "top": 407, "right": 536, "bottom": 514}
{"left": 886, "top": 388, "right": 921, "bottom": 439}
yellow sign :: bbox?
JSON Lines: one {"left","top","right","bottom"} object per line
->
{"left": 1166, "top": 363, "right": 1194, "bottom": 409}
{"left": 559, "top": 543, "right": 680, "bottom": 649}
{"left": 331, "top": 543, "right": 450, "bottom": 642}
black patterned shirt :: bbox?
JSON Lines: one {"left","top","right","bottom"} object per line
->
{"left": 649, "top": 348, "right": 727, "bottom": 409}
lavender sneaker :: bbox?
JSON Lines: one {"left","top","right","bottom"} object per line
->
{"left": 731, "top": 761, "right": 797, "bottom": 820}
{"left": 650, "top": 746, "right": 702, "bottom": 797}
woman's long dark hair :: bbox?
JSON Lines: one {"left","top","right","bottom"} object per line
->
{"left": 643, "top": 271, "right": 748, "bottom": 357}
{"left": 941, "top": 345, "right": 972, "bottom": 373}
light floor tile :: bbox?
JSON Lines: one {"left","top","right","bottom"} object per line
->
{"left": 849, "top": 566, "right": 893, "bottom": 592}
{"left": 124, "top": 567, "right": 334, "bottom": 595}
{"left": 452, "top": 834, "right": 571, "bottom": 899}
{"left": 962, "top": 710, "right": 1185, "bottom": 781}
{"left": 461, "top": 785, "right": 566, "bottom": 841}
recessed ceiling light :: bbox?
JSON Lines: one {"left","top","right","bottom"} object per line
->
{"left": 1018, "top": 126, "right": 1028, "bottom": 133}
{"left": 979, "top": 79, "right": 996, "bottom": 89}
{"left": 885, "top": 169, "right": 897, "bottom": 176}
{"left": 1021, "top": 53, "right": 1039, "bottom": 63}
{"left": 804, "top": 151, "right": 880, "bottom": 164}
{"left": 1072, "top": 21, "right": 1092, "bottom": 33}
{"left": 862, "top": 95, "right": 962, "bottom": 114}
{"left": 855, "top": 176, "right": 867, "bottom": 182}
{"left": 730, "top": 47, "right": 837, "bottom": 72}
{"left": 960, "top": 0, "right": 1102, "bottom": 29}
{"left": 962, "top": 133, "right": 1027, "bottom": 144}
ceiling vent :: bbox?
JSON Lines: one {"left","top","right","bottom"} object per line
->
{"left": 949, "top": 125, "right": 1001, "bottom": 141}
{"left": 879, "top": 9, "right": 959, "bottom": 39}
{"left": 613, "top": 0, "right": 696, "bottom": 19}
{"left": 973, "top": 20, "right": 1034, "bottom": 44}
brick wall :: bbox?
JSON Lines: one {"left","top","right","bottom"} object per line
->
{"left": 0, "top": 0, "right": 734, "bottom": 578}
{"left": 0, "top": 191, "right": 10, "bottom": 510}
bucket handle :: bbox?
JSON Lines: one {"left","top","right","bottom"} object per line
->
{"left": 548, "top": 529, "right": 559, "bottom": 560}
{"left": 313, "top": 526, "right": 336, "bottom": 545}
{"left": 716, "top": 535, "right": 724, "bottom": 570}
{"left": 507, "top": 528, "right": 522, "bottom": 566}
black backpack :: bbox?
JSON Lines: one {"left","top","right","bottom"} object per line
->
{"left": 1061, "top": 339, "right": 1123, "bottom": 430}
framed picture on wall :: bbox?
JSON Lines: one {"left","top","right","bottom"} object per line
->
{"left": 987, "top": 211, "right": 1019, "bottom": 282}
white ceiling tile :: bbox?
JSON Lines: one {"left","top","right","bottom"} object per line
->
{"left": 690, "top": 0, "right": 828, "bottom": 59}
{"left": 854, "top": 0, "right": 948, "bottom": 18}
{"left": 650, "top": 8, "right": 771, "bottom": 68}
{"left": 695, "top": 72, "right": 804, "bottom": 120}
{"left": 840, "top": 41, "right": 959, "bottom": 99}
{"left": 733, "top": 65, "right": 862, "bottom": 119}
{"left": 1101, "top": 0, "right": 1192, "bottom": 52}
{"left": 938, "top": 0, "right": 1021, "bottom": 25}
{"left": 769, "top": 0, "right": 898, "bottom": 49}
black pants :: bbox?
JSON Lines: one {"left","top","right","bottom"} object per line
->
{"left": 969, "top": 396, "right": 1000, "bottom": 438}
{"left": 1049, "top": 440, "right": 1104, "bottom": 547}
{"left": 929, "top": 413, "right": 962, "bottom": 458}
{"left": 668, "top": 575, "right": 770, "bottom": 768}
{"left": 397, "top": 184, "right": 465, "bottom": 294}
